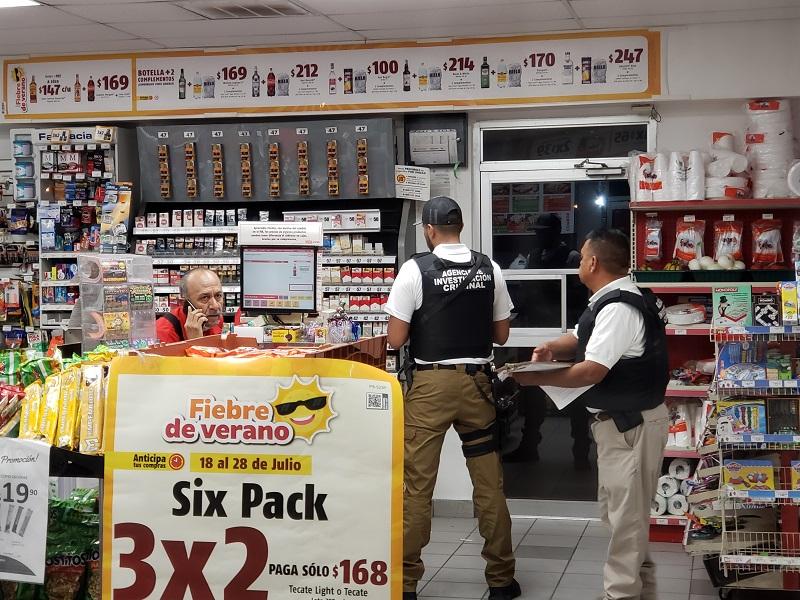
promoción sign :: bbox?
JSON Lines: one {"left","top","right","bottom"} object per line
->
{"left": 102, "top": 355, "right": 402, "bottom": 600}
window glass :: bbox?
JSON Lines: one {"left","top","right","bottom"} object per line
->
{"left": 507, "top": 280, "right": 561, "bottom": 329}
{"left": 483, "top": 124, "right": 647, "bottom": 162}
{"left": 492, "top": 180, "right": 630, "bottom": 271}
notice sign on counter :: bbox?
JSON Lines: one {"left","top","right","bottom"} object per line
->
{"left": 395, "top": 166, "right": 431, "bottom": 201}
{"left": 102, "top": 355, "right": 402, "bottom": 600}
{"left": 5, "top": 30, "right": 660, "bottom": 119}
{"left": 0, "top": 439, "right": 50, "bottom": 584}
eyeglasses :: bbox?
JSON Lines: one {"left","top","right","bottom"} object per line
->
{"left": 275, "top": 396, "right": 327, "bottom": 416}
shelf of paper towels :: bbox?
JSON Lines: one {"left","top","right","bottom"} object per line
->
{"left": 630, "top": 99, "right": 799, "bottom": 200}
{"left": 651, "top": 458, "right": 694, "bottom": 519}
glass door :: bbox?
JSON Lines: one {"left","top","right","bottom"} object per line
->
{"left": 480, "top": 170, "right": 631, "bottom": 348}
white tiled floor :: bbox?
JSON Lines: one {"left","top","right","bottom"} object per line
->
{"left": 416, "top": 517, "right": 718, "bottom": 600}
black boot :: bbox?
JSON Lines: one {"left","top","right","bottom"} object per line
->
{"left": 488, "top": 579, "right": 521, "bottom": 600}
{"left": 503, "top": 444, "right": 539, "bottom": 463}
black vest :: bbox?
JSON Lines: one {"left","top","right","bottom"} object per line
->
{"left": 576, "top": 288, "right": 669, "bottom": 412}
{"left": 409, "top": 251, "right": 495, "bottom": 362}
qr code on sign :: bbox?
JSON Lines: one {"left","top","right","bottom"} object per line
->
{"left": 366, "top": 393, "right": 389, "bottom": 410}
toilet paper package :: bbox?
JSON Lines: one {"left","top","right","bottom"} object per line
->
{"left": 668, "top": 458, "right": 693, "bottom": 480}
{"left": 657, "top": 475, "right": 679, "bottom": 497}
{"left": 667, "top": 494, "right": 688, "bottom": 516}
{"left": 651, "top": 495, "right": 668, "bottom": 516}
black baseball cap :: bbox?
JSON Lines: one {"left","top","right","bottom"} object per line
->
{"left": 416, "top": 196, "right": 463, "bottom": 226}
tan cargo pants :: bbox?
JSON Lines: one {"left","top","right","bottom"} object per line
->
{"left": 403, "top": 366, "right": 515, "bottom": 592}
{"left": 592, "top": 403, "right": 669, "bottom": 600}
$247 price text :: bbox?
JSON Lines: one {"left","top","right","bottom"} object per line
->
{"left": 113, "top": 523, "right": 387, "bottom": 599}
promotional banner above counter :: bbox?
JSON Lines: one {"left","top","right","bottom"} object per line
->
{"left": 4, "top": 30, "right": 660, "bottom": 120}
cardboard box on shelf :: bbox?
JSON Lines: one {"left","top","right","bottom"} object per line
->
{"left": 722, "top": 459, "right": 775, "bottom": 491}
{"left": 712, "top": 285, "right": 752, "bottom": 328}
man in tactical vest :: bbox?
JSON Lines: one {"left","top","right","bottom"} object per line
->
{"left": 385, "top": 196, "right": 519, "bottom": 600}
{"left": 512, "top": 229, "right": 669, "bottom": 600}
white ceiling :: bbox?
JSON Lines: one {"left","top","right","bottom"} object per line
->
{"left": 0, "top": 0, "right": 798, "bottom": 56}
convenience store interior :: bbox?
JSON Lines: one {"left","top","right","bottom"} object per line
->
{"left": 2, "top": 1, "right": 800, "bottom": 599}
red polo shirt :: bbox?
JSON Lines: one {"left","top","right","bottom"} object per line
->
{"left": 155, "top": 305, "right": 223, "bottom": 344}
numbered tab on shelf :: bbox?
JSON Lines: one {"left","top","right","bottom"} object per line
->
{"left": 768, "top": 380, "right": 783, "bottom": 388}
{"left": 750, "top": 434, "right": 765, "bottom": 442}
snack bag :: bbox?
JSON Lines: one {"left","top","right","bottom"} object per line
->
{"left": 752, "top": 219, "right": 784, "bottom": 268}
{"left": 19, "top": 381, "right": 42, "bottom": 440}
{"left": 674, "top": 220, "right": 706, "bottom": 263}
{"left": 79, "top": 365, "right": 105, "bottom": 454}
{"left": 713, "top": 220, "right": 744, "bottom": 261}
{"left": 792, "top": 220, "right": 800, "bottom": 260}
{"left": 644, "top": 219, "right": 663, "bottom": 262}
{"left": 38, "top": 373, "right": 62, "bottom": 444}
{"left": 56, "top": 367, "right": 82, "bottom": 450}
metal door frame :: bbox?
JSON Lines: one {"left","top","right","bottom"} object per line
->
{"left": 474, "top": 116, "right": 656, "bottom": 348}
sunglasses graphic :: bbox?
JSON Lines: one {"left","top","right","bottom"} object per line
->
{"left": 275, "top": 396, "right": 327, "bottom": 416}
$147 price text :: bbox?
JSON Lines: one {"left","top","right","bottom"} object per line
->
{"left": 113, "top": 523, "right": 387, "bottom": 599}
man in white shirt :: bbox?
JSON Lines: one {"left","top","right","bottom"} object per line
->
{"left": 385, "top": 196, "right": 519, "bottom": 600}
{"left": 512, "top": 229, "right": 669, "bottom": 600}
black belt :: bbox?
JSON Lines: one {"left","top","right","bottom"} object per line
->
{"left": 416, "top": 363, "right": 490, "bottom": 375}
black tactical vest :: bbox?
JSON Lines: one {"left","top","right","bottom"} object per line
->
{"left": 409, "top": 251, "right": 495, "bottom": 362}
{"left": 575, "top": 288, "right": 669, "bottom": 412}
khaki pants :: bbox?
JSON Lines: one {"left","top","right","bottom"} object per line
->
{"left": 403, "top": 368, "right": 515, "bottom": 592}
{"left": 592, "top": 403, "right": 669, "bottom": 600}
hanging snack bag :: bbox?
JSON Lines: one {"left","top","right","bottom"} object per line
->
{"left": 713, "top": 220, "right": 744, "bottom": 261}
{"left": 644, "top": 219, "right": 663, "bottom": 262}
{"left": 752, "top": 218, "right": 784, "bottom": 268}
{"left": 674, "top": 219, "right": 706, "bottom": 263}
{"left": 19, "top": 381, "right": 43, "bottom": 440}
{"left": 79, "top": 364, "right": 105, "bottom": 455}
{"left": 56, "top": 367, "right": 82, "bottom": 450}
{"left": 38, "top": 373, "right": 62, "bottom": 444}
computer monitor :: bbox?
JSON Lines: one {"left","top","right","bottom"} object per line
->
{"left": 240, "top": 246, "right": 317, "bottom": 313}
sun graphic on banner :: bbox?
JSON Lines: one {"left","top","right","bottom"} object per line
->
{"left": 270, "top": 376, "right": 336, "bottom": 443}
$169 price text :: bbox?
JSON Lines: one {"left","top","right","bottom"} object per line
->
{"left": 113, "top": 523, "right": 387, "bottom": 599}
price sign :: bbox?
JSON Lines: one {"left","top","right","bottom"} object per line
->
{"left": 103, "top": 356, "right": 401, "bottom": 600}
{"left": 0, "top": 438, "right": 50, "bottom": 584}
{"left": 443, "top": 57, "right": 475, "bottom": 72}
{"left": 217, "top": 66, "right": 248, "bottom": 81}
{"left": 524, "top": 52, "right": 556, "bottom": 68}
{"left": 291, "top": 64, "right": 318, "bottom": 78}
{"left": 608, "top": 48, "right": 645, "bottom": 64}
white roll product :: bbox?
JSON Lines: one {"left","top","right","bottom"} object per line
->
{"left": 679, "top": 479, "right": 692, "bottom": 497}
{"left": 667, "top": 152, "right": 687, "bottom": 199}
{"left": 705, "top": 176, "right": 749, "bottom": 199}
{"left": 666, "top": 304, "right": 706, "bottom": 325}
{"left": 667, "top": 494, "right": 689, "bottom": 516}
{"left": 686, "top": 151, "right": 706, "bottom": 200}
{"left": 711, "top": 131, "right": 735, "bottom": 151}
{"left": 657, "top": 475, "right": 679, "bottom": 498}
{"left": 668, "top": 458, "right": 693, "bottom": 480}
{"left": 652, "top": 153, "right": 670, "bottom": 201}
{"left": 651, "top": 495, "right": 668, "bottom": 516}
{"left": 753, "top": 169, "right": 792, "bottom": 198}
{"left": 788, "top": 161, "right": 800, "bottom": 197}
{"left": 708, "top": 149, "right": 748, "bottom": 175}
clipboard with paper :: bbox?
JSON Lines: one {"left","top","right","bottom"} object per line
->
{"left": 500, "top": 361, "right": 592, "bottom": 410}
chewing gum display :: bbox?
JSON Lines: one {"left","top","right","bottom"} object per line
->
{"left": 713, "top": 220, "right": 744, "bottom": 261}
{"left": 752, "top": 219, "right": 784, "bottom": 268}
{"left": 674, "top": 220, "right": 705, "bottom": 262}
{"left": 780, "top": 281, "right": 798, "bottom": 325}
{"left": 56, "top": 367, "right": 82, "bottom": 450}
{"left": 79, "top": 365, "right": 105, "bottom": 454}
{"left": 38, "top": 374, "right": 62, "bottom": 444}
{"left": 644, "top": 219, "right": 663, "bottom": 262}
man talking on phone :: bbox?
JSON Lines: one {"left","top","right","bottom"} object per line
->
{"left": 156, "top": 268, "right": 224, "bottom": 343}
